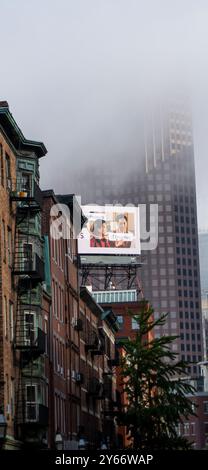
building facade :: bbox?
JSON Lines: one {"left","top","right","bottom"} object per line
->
{"left": 79, "top": 286, "right": 118, "bottom": 449}
{"left": 0, "top": 101, "right": 48, "bottom": 448}
{"left": 42, "top": 191, "right": 119, "bottom": 449}
{"left": 0, "top": 102, "right": 17, "bottom": 448}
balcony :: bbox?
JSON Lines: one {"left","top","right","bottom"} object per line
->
{"left": 74, "top": 318, "right": 83, "bottom": 331}
{"left": 15, "top": 327, "right": 46, "bottom": 357}
{"left": 85, "top": 332, "right": 104, "bottom": 356}
{"left": 108, "top": 348, "right": 120, "bottom": 367}
{"left": 21, "top": 404, "right": 49, "bottom": 427}
{"left": 88, "top": 377, "right": 102, "bottom": 398}
{"left": 102, "top": 377, "right": 113, "bottom": 400}
{"left": 10, "top": 178, "right": 43, "bottom": 211}
{"left": 13, "top": 252, "right": 45, "bottom": 282}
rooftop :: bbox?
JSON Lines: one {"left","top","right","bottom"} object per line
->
{"left": 0, "top": 101, "right": 47, "bottom": 158}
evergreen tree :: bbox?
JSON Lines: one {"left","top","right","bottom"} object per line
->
{"left": 118, "top": 300, "right": 196, "bottom": 450}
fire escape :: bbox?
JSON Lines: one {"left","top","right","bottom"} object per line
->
{"left": 11, "top": 174, "right": 48, "bottom": 446}
{"left": 85, "top": 327, "right": 118, "bottom": 447}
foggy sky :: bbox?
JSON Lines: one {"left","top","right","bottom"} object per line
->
{"left": 1, "top": 0, "right": 208, "bottom": 228}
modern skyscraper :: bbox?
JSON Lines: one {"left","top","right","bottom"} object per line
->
{"left": 199, "top": 231, "right": 208, "bottom": 360}
{"left": 199, "top": 231, "right": 208, "bottom": 297}
{"left": 71, "top": 96, "right": 203, "bottom": 379}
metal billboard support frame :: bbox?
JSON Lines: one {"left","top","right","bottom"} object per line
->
{"left": 79, "top": 257, "right": 143, "bottom": 295}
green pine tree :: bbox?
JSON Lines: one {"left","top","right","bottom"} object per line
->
{"left": 118, "top": 300, "right": 196, "bottom": 450}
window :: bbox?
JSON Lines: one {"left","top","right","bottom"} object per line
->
{"left": 7, "top": 227, "right": 12, "bottom": 266}
{"left": 53, "top": 336, "right": 56, "bottom": 371}
{"left": 5, "top": 153, "right": 11, "bottom": 187}
{"left": 59, "top": 285, "right": 61, "bottom": 321}
{"left": 204, "top": 402, "right": 208, "bottom": 414}
{"left": 59, "top": 239, "right": 63, "bottom": 270}
{"left": 26, "top": 384, "right": 37, "bottom": 421}
{"left": 56, "top": 338, "right": 59, "bottom": 372}
{"left": 117, "top": 315, "right": 124, "bottom": 330}
{"left": 4, "top": 296, "right": 8, "bottom": 339}
{"left": 190, "top": 423, "right": 195, "bottom": 435}
{"left": 61, "top": 288, "right": 64, "bottom": 322}
{"left": 52, "top": 279, "right": 55, "bottom": 316}
{"left": 24, "top": 311, "right": 35, "bottom": 345}
{"left": 55, "top": 282, "right": 58, "bottom": 319}
{"left": 9, "top": 302, "right": 14, "bottom": 341}
{"left": 131, "top": 318, "right": 139, "bottom": 330}
{"left": 184, "top": 423, "right": 189, "bottom": 435}
{"left": 168, "top": 247, "right": 174, "bottom": 254}
{"left": 23, "top": 243, "right": 33, "bottom": 269}
{"left": 11, "top": 378, "right": 14, "bottom": 417}
{"left": 21, "top": 172, "right": 32, "bottom": 193}
{"left": 44, "top": 318, "right": 48, "bottom": 355}
{"left": 2, "top": 220, "right": 6, "bottom": 262}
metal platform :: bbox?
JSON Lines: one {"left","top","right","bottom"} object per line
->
{"left": 79, "top": 255, "right": 143, "bottom": 291}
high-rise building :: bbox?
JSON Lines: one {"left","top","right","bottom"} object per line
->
{"left": 199, "top": 231, "right": 208, "bottom": 361}
{"left": 199, "top": 231, "right": 208, "bottom": 296}
{"left": 71, "top": 96, "right": 203, "bottom": 379}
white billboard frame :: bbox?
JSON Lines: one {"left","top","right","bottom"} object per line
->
{"left": 78, "top": 205, "right": 140, "bottom": 256}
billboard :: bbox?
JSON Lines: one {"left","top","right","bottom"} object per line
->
{"left": 78, "top": 206, "right": 140, "bottom": 256}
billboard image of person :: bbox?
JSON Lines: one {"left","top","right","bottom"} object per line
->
{"left": 112, "top": 214, "right": 134, "bottom": 248}
{"left": 78, "top": 206, "right": 140, "bottom": 256}
{"left": 90, "top": 219, "right": 111, "bottom": 247}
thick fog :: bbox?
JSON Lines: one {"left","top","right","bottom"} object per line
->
{"left": 0, "top": 0, "right": 208, "bottom": 227}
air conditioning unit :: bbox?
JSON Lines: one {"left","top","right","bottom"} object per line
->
{"left": 71, "top": 317, "right": 76, "bottom": 327}
{"left": 74, "top": 318, "right": 83, "bottom": 331}
{"left": 60, "top": 367, "right": 64, "bottom": 375}
{"left": 76, "top": 373, "right": 84, "bottom": 384}
{"left": 7, "top": 179, "right": 12, "bottom": 190}
{"left": 6, "top": 404, "right": 11, "bottom": 415}
{"left": 57, "top": 364, "right": 60, "bottom": 373}
{"left": 71, "top": 370, "right": 76, "bottom": 380}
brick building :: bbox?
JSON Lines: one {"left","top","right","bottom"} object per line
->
{"left": 0, "top": 102, "right": 17, "bottom": 448}
{"left": 92, "top": 289, "right": 154, "bottom": 448}
{"left": 79, "top": 286, "right": 119, "bottom": 449}
{"left": 42, "top": 192, "right": 119, "bottom": 449}
{"left": 0, "top": 101, "right": 48, "bottom": 448}
{"left": 92, "top": 289, "right": 152, "bottom": 341}
{"left": 42, "top": 190, "right": 74, "bottom": 447}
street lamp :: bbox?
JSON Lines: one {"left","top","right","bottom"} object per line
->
{"left": 0, "top": 413, "right": 7, "bottom": 449}
{"left": 100, "top": 441, "right": 108, "bottom": 450}
{"left": 78, "top": 438, "right": 86, "bottom": 450}
{"left": 55, "top": 431, "right": 63, "bottom": 450}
